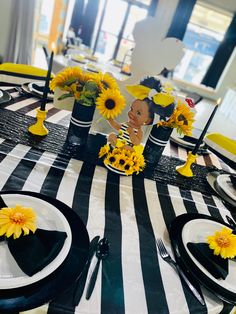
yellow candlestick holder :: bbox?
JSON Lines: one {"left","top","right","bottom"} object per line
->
{"left": 28, "top": 108, "right": 48, "bottom": 136}
{"left": 176, "top": 152, "right": 197, "bottom": 177}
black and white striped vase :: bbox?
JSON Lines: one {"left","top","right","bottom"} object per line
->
{"left": 66, "top": 101, "right": 95, "bottom": 146}
{"left": 143, "top": 126, "right": 173, "bottom": 166}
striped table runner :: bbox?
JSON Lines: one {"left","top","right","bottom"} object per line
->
{"left": 0, "top": 138, "right": 234, "bottom": 314}
{"left": 0, "top": 84, "right": 233, "bottom": 173}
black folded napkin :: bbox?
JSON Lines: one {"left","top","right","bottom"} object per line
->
{"left": 187, "top": 242, "right": 228, "bottom": 279}
{"left": 8, "top": 229, "right": 67, "bottom": 276}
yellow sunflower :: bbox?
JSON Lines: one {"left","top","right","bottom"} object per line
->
{"left": 116, "top": 153, "right": 127, "bottom": 170}
{"left": 96, "top": 72, "right": 119, "bottom": 91}
{"left": 124, "top": 160, "right": 134, "bottom": 176}
{"left": 158, "top": 100, "right": 195, "bottom": 136}
{"left": 99, "top": 144, "right": 110, "bottom": 158}
{"left": 0, "top": 204, "right": 37, "bottom": 239}
{"left": 104, "top": 151, "right": 117, "bottom": 166}
{"left": 96, "top": 89, "right": 126, "bottom": 119}
{"left": 50, "top": 67, "right": 83, "bottom": 91}
{"left": 207, "top": 227, "right": 236, "bottom": 259}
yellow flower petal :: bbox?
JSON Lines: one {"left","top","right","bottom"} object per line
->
{"left": 207, "top": 227, "right": 236, "bottom": 259}
{"left": 0, "top": 204, "right": 37, "bottom": 239}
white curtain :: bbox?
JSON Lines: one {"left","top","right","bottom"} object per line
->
{"left": 5, "top": 0, "right": 36, "bottom": 64}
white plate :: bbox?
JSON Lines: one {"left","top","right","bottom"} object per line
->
{"left": 0, "top": 193, "right": 72, "bottom": 289}
{"left": 170, "top": 133, "right": 205, "bottom": 149}
{"left": 85, "top": 64, "right": 100, "bottom": 73}
{"left": 182, "top": 219, "right": 236, "bottom": 293}
{"left": 217, "top": 174, "right": 236, "bottom": 201}
{"left": 71, "top": 55, "right": 86, "bottom": 64}
{"left": 28, "top": 82, "right": 54, "bottom": 100}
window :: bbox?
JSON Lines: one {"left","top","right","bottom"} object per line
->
{"left": 173, "top": 3, "right": 232, "bottom": 84}
{"left": 92, "top": 0, "right": 154, "bottom": 61}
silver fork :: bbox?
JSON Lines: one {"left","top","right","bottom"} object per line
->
{"left": 156, "top": 238, "right": 205, "bottom": 306}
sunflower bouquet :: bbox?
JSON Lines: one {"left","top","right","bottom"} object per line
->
{"left": 158, "top": 99, "right": 195, "bottom": 136}
{"left": 99, "top": 143, "right": 146, "bottom": 176}
{"left": 50, "top": 66, "right": 126, "bottom": 120}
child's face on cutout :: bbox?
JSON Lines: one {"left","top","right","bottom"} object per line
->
{"left": 128, "top": 99, "right": 151, "bottom": 128}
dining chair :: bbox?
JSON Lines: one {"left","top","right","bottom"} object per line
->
{"left": 204, "top": 133, "right": 236, "bottom": 170}
{"left": 0, "top": 63, "right": 53, "bottom": 85}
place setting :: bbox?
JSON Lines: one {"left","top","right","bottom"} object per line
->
{"left": 20, "top": 81, "right": 54, "bottom": 100}
{"left": 71, "top": 54, "right": 87, "bottom": 64}
{"left": 206, "top": 171, "right": 236, "bottom": 208}
{"left": 168, "top": 213, "right": 236, "bottom": 304}
{"left": 0, "top": 191, "right": 89, "bottom": 312}
{"left": 170, "top": 129, "right": 209, "bottom": 154}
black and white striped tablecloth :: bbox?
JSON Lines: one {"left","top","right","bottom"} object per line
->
{"left": 0, "top": 137, "right": 234, "bottom": 314}
{"left": 0, "top": 84, "right": 233, "bottom": 173}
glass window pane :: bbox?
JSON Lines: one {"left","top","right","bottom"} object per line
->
{"left": 173, "top": 4, "right": 232, "bottom": 84}
{"left": 190, "top": 4, "right": 232, "bottom": 35}
{"left": 95, "top": 31, "right": 118, "bottom": 60}
{"left": 116, "top": 39, "right": 134, "bottom": 62}
{"left": 38, "top": 0, "right": 55, "bottom": 35}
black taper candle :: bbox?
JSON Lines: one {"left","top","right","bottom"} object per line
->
{"left": 40, "top": 50, "right": 54, "bottom": 111}
{"left": 192, "top": 98, "right": 221, "bottom": 155}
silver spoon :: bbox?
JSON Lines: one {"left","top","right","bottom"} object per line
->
{"left": 86, "top": 237, "right": 110, "bottom": 300}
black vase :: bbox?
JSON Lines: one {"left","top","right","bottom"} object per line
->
{"left": 143, "top": 126, "right": 173, "bottom": 165}
{"left": 66, "top": 101, "right": 95, "bottom": 146}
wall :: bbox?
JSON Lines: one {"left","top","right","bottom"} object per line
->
{"left": 0, "top": 0, "right": 13, "bottom": 60}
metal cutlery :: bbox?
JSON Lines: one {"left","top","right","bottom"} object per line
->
{"left": 156, "top": 238, "right": 205, "bottom": 306}
{"left": 14, "top": 87, "right": 25, "bottom": 95}
{"left": 86, "top": 237, "right": 110, "bottom": 300}
{"left": 73, "top": 235, "right": 100, "bottom": 305}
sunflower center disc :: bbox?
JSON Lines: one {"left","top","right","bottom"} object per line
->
{"left": 105, "top": 99, "right": 115, "bottom": 109}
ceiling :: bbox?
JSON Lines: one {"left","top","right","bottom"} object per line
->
{"left": 202, "top": 0, "right": 236, "bottom": 13}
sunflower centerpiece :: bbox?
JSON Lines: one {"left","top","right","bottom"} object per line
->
{"left": 50, "top": 66, "right": 126, "bottom": 146}
{"left": 99, "top": 76, "right": 195, "bottom": 173}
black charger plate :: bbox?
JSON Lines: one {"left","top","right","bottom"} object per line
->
{"left": 0, "top": 190, "right": 89, "bottom": 313}
{"left": 169, "top": 213, "right": 236, "bottom": 304}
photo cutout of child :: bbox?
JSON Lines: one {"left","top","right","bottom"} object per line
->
{"left": 107, "top": 76, "right": 175, "bottom": 151}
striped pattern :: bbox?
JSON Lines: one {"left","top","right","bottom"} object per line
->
{"left": 117, "top": 123, "right": 138, "bottom": 146}
{"left": 0, "top": 138, "right": 234, "bottom": 314}
{"left": 70, "top": 115, "right": 93, "bottom": 128}
{"left": 149, "top": 133, "right": 169, "bottom": 146}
